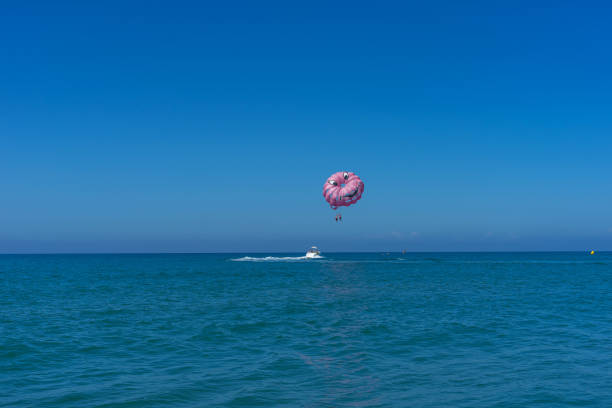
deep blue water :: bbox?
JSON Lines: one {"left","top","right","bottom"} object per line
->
{"left": 1, "top": 252, "right": 611, "bottom": 407}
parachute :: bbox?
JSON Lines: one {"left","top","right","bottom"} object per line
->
{"left": 322, "top": 171, "right": 364, "bottom": 212}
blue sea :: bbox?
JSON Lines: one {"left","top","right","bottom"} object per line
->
{"left": 1, "top": 252, "right": 611, "bottom": 407}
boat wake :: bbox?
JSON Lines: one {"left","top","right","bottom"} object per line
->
{"left": 231, "top": 255, "right": 323, "bottom": 262}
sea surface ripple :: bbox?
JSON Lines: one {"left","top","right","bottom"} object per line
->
{"left": 1, "top": 252, "right": 611, "bottom": 407}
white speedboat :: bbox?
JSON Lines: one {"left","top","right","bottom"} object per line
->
{"left": 305, "top": 246, "right": 321, "bottom": 258}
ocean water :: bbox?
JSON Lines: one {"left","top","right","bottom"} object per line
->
{"left": 1, "top": 252, "right": 611, "bottom": 407}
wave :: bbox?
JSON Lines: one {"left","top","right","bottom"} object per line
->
{"left": 231, "top": 255, "right": 323, "bottom": 262}
{"left": 231, "top": 256, "right": 608, "bottom": 264}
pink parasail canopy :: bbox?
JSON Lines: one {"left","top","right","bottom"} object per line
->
{"left": 322, "top": 171, "right": 364, "bottom": 210}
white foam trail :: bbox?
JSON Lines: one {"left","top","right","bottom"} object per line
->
{"left": 231, "top": 255, "right": 323, "bottom": 262}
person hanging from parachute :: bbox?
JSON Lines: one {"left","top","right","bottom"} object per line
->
{"left": 323, "top": 171, "right": 364, "bottom": 222}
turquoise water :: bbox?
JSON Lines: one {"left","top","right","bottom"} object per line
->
{"left": 1, "top": 252, "right": 611, "bottom": 407}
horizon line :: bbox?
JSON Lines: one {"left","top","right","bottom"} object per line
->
{"left": 0, "top": 250, "right": 606, "bottom": 255}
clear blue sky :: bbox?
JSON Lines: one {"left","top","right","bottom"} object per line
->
{"left": 2, "top": 1, "right": 612, "bottom": 252}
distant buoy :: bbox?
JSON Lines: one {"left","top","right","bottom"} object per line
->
{"left": 590, "top": 250, "right": 595, "bottom": 255}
